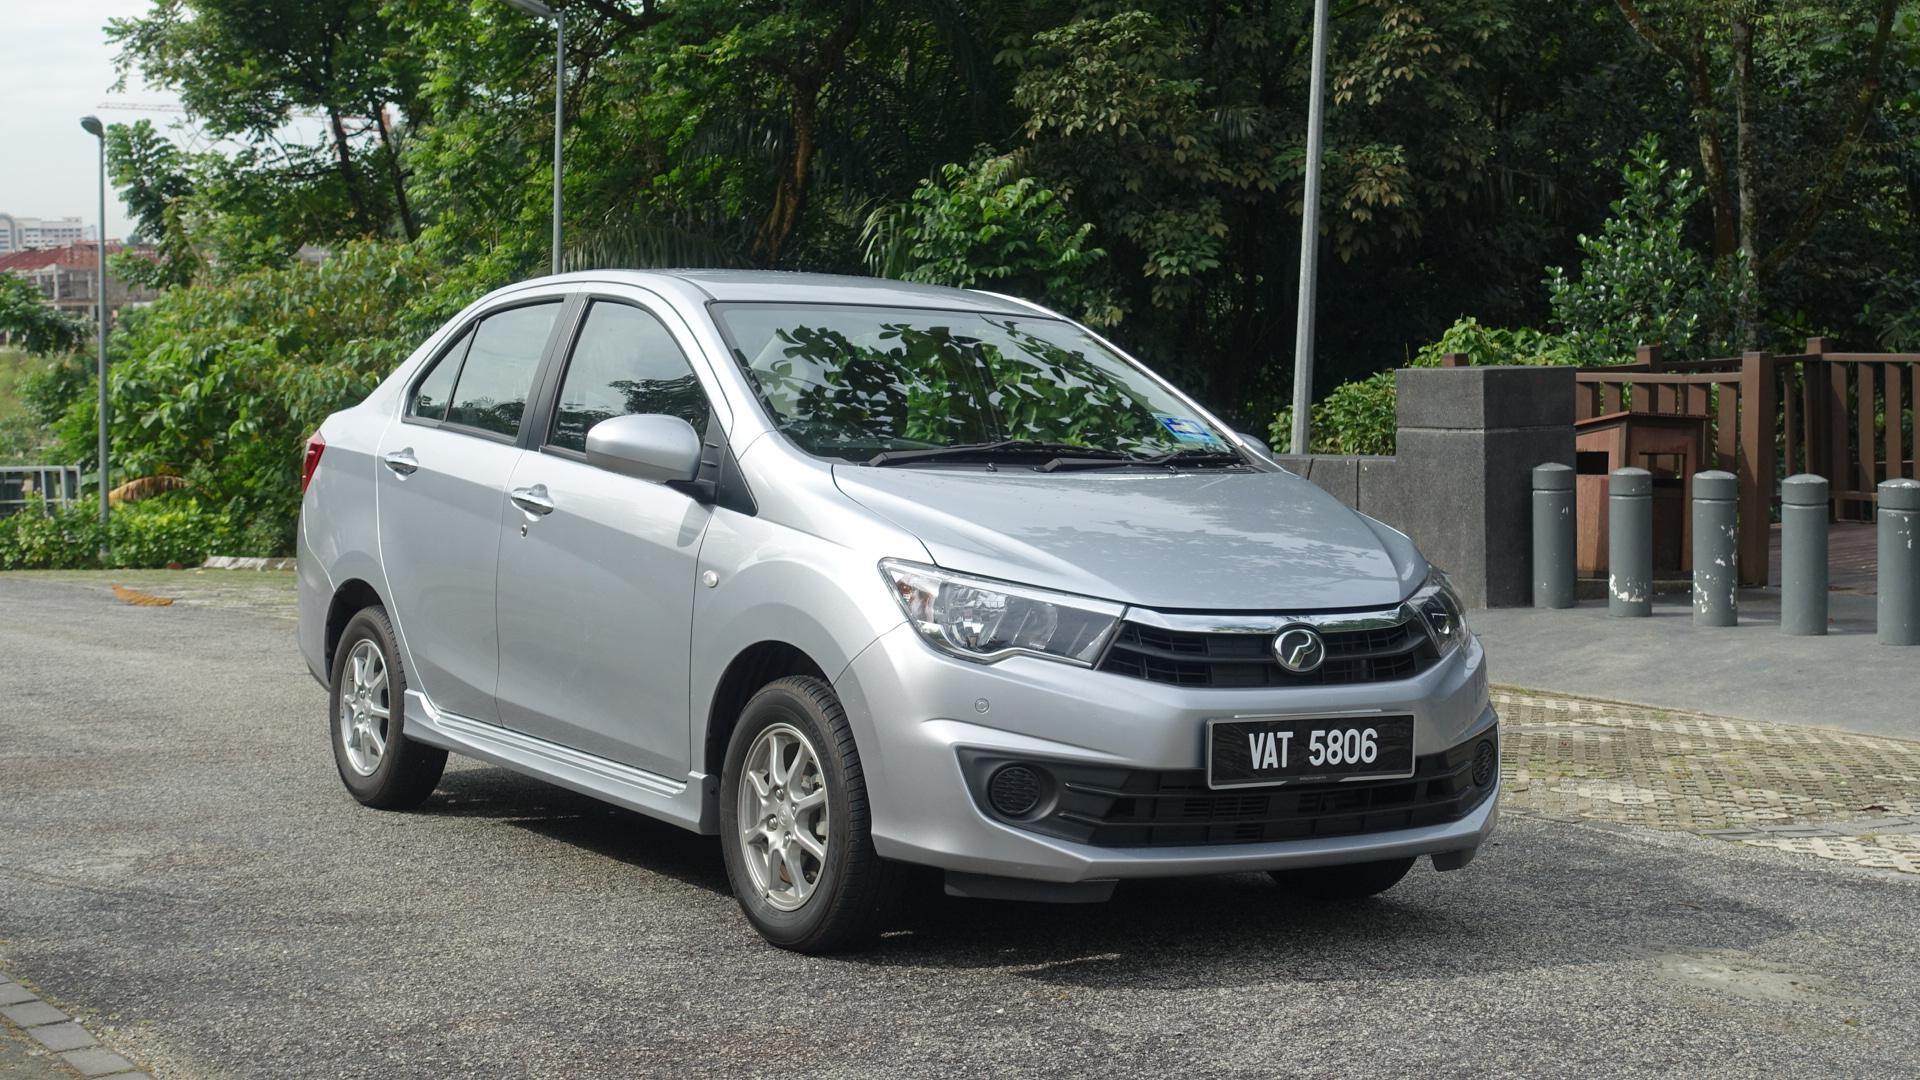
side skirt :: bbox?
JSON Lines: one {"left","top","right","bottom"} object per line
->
{"left": 403, "top": 691, "right": 718, "bottom": 834}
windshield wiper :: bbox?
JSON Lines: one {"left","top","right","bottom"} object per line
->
{"left": 1137, "top": 448, "right": 1251, "bottom": 468}
{"left": 866, "top": 440, "right": 1135, "bottom": 467}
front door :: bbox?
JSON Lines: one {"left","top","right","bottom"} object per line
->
{"left": 493, "top": 298, "right": 716, "bottom": 776}
{"left": 376, "top": 299, "right": 563, "bottom": 723}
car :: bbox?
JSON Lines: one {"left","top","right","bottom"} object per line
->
{"left": 297, "top": 270, "right": 1498, "bottom": 953}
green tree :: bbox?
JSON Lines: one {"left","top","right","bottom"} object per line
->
{"left": 0, "top": 276, "right": 88, "bottom": 356}
{"left": 862, "top": 154, "right": 1117, "bottom": 325}
{"left": 1546, "top": 136, "right": 1745, "bottom": 365}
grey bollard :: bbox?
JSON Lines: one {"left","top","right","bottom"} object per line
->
{"left": 1880, "top": 479, "right": 1920, "bottom": 646}
{"left": 1532, "top": 463, "right": 1576, "bottom": 609}
{"left": 1691, "top": 471, "right": 1737, "bottom": 626}
{"left": 1780, "top": 475, "right": 1829, "bottom": 636}
{"left": 1608, "top": 468, "right": 1653, "bottom": 617}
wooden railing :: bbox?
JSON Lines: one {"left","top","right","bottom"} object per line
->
{"left": 1553, "top": 339, "right": 1919, "bottom": 585}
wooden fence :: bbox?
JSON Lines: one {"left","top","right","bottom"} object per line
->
{"left": 1545, "top": 339, "right": 1916, "bottom": 585}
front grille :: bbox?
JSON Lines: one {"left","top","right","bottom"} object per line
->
{"left": 1097, "top": 615, "right": 1440, "bottom": 688}
{"left": 988, "top": 732, "right": 1495, "bottom": 848}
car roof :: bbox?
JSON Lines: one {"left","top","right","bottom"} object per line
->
{"left": 520, "top": 269, "right": 1047, "bottom": 316}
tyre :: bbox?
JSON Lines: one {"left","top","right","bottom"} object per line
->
{"left": 718, "top": 676, "right": 899, "bottom": 953}
{"left": 1269, "top": 857, "right": 1416, "bottom": 901}
{"left": 329, "top": 605, "right": 447, "bottom": 810}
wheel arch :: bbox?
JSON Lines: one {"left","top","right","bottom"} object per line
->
{"left": 704, "top": 641, "right": 831, "bottom": 781}
{"left": 324, "top": 578, "right": 387, "bottom": 686}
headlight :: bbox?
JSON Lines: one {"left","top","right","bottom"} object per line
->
{"left": 1413, "top": 568, "right": 1469, "bottom": 652}
{"left": 880, "top": 559, "right": 1122, "bottom": 665}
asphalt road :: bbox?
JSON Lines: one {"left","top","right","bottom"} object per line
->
{"left": 3, "top": 575, "right": 1918, "bottom": 1079}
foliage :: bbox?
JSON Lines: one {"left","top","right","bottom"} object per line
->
{"left": 108, "top": 494, "right": 229, "bottom": 568}
{"left": 39, "top": 241, "right": 452, "bottom": 553}
{"left": 0, "top": 493, "right": 228, "bottom": 570}
{"left": 1270, "top": 371, "right": 1398, "bottom": 456}
{"left": 863, "top": 154, "right": 1117, "bottom": 325}
{"left": 108, "top": 0, "right": 421, "bottom": 251}
{"left": 1409, "top": 317, "right": 1579, "bottom": 368}
{"left": 0, "top": 499, "right": 106, "bottom": 570}
{"left": 81, "top": 0, "right": 1920, "bottom": 547}
{"left": 1545, "top": 137, "right": 1746, "bottom": 366}
{"left": 0, "top": 276, "right": 88, "bottom": 356}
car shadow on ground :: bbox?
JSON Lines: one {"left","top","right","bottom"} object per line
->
{"left": 411, "top": 767, "right": 1800, "bottom": 987}
{"left": 419, "top": 763, "right": 732, "bottom": 896}
{"left": 854, "top": 836, "right": 1803, "bottom": 989}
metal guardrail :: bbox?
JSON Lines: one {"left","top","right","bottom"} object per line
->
{"left": 0, "top": 466, "right": 83, "bottom": 518}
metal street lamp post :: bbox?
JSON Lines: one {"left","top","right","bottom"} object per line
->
{"left": 1289, "top": 0, "right": 1331, "bottom": 455}
{"left": 505, "top": 0, "right": 565, "bottom": 275}
{"left": 80, "top": 115, "right": 110, "bottom": 541}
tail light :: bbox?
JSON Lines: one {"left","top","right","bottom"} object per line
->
{"left": 301, "top": 432, "right": 326, "bottom": 494}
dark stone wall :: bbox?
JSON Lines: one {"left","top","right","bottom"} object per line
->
{"left": 1274, "top": 366, "right": 1575, "bottom": 608}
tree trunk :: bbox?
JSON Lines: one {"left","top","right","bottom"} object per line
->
{"left": 326, "top": 106, "right": 370, "bottom": 230}
{"left": 752, "top": 2, "right": 865, "bottom": 265}
{"left": 1730, "top": 3, "right": 1758, "bottom": 346}
{"left": 757, "top": 88, "right": 817, "bottom": 265}
{"left": 373, "top": 105, "right": 419, "bottom": 242}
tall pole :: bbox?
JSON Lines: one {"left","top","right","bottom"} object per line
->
{"left": 1289, "top": 0, "right": 1331, "bottom": 455}
{"left": 552, "top": 12, "right": 565, "bottom": 275}
{"left": 81, "top": 116, "right": 110, "bottom": 539}
{"left": 506, "top": 0, "right": 565, "bottom": 274}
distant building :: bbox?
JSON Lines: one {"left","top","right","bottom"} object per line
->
{"left": 0, "top": 241, "right": 161, "bottom": 325}
{"left": 0, "top": 214, "right": 92, "bottom": 255}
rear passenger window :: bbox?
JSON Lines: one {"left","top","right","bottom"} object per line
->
{"left": 548, "top": 302, "right": 712, "bottom": 453}
{"left": 409, "top": 327, "right": 470, "bottom": 421}
{"left": 445, "top": 302, "right": 561, "bottom": 437}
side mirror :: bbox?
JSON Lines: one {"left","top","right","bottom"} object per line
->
{"left": 1236, "top": 431, "right": 1275, "bottom": 460}
{"left": 585, "top": 414, "right": 703, "bottom": 484}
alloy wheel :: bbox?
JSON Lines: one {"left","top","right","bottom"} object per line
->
{"left": 735, "top": 722, "right": 830, "bottom": 911}
{"left": 338, "top": 639, "right": 391, "bottom": 776}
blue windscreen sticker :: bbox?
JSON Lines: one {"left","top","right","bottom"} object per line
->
{"left": 1155, "top": 414, "right": 1223, "bottom": 445}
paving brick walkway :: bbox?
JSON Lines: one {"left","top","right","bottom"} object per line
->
{"left": 1497, "top": 687, "right": 1920, "bottom": 874}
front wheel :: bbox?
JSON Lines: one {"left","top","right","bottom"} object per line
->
{"left": 1269, "top": 857, "right": 1416, "bottom": 901}
{"left": 718, "top": 676, "right": 898, "bottom": 953}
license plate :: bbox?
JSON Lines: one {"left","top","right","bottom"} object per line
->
{"left": 1207, "top": 715, "right": 1416, "bottom": 789}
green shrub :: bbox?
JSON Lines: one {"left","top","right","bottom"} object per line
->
{"left": 108, "top": 495, "right": 227, "bottom": 569}
{"left": 1544, "top": 135, "right": 1746, "bottom": 365}
{"left": 1410, "top": 317, "right": 1578, "bottom": 368}
{"left": 0, "top": 493, "right": 229, "bottom": 570}
{"left": 0, "top": 499, "right": 106, "bottom": 570}
{"left": 1270, "top": 371, "right": 1398, "bottom": 456}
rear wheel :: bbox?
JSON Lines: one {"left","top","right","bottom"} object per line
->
{"left": 719, "top": 676, "right": 898, "bottom": 953}
{"left": 329, "top": 606, "right": 446, "bottom": 810}
{"left": 1269, "top": 857, "right": 1416, "bottom": 901}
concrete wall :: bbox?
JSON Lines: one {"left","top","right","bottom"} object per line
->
{"left": 1274, "top": 366, "right": 1575, "bottom": 608}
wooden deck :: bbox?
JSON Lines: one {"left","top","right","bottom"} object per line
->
{"left": 1766, "top": 521, "right": 1878, "bottom": 593}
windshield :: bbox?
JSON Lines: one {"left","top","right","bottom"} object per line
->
{"left": 713, "top": 303, "right": 1236, "bottom": 463}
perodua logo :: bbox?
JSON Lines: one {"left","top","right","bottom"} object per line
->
{"left": 1272, "top": 626, "right": 1326, "bottom": 674}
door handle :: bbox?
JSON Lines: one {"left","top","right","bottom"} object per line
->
{"left": 382, "top": 449, "right": 419, "bottom": 477}
{"left": 510, "top": 485, "right": 555, "bottom": 517}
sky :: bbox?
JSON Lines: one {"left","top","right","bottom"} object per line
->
{"left": 1, "top": 1, "right": 178, "bottom": 241}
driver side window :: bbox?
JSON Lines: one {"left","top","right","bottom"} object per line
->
{"left": 548, "top": 301, "right": 712, "bottom": 454}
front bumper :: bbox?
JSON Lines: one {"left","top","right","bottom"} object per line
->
{"left": 834, "top": 621, "right": 1498, "bottom": 884}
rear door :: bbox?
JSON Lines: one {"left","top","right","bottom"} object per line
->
{"left": 376, "top": 297, "right": 567, "bottom": 723}
{"left": 492, "top": 297, "right": 717, "bottom": 774}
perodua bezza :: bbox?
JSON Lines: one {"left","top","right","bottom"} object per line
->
{"left": 297, "top": 271, "right": 1497, "bottom": 952}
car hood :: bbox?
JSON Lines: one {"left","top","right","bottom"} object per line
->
{"left": 831, "top": 466, "right": 1426, "bottom": 611}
